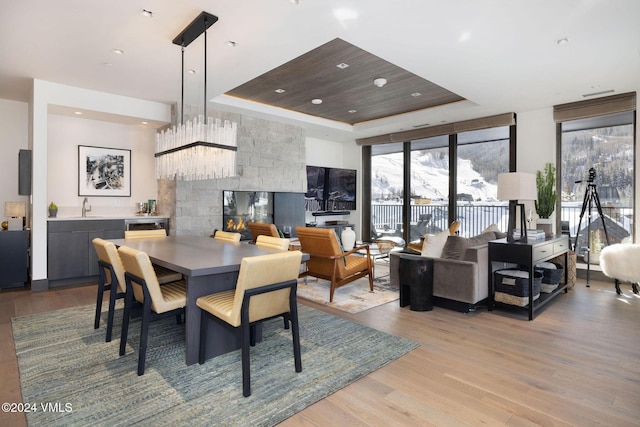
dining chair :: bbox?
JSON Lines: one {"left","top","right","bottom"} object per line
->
{"left": 117, "top": 246, "right": 187, "bottom": 375}
{"left": 247, "top": 222, "right": 280, "bottom": 243}
{"left": 255, "top": 235, "right": 290, "bottom": 251}
{"left": 295, "top": 226, "right": 373, "bottom": 302}
{"left": 213, "top": 230, "right": 242, "bottom": 243}
{"left": 196, "top": 250, "right": 303, "bottom": 396}
{"left": 92, "top": 238, "right": 127, "bottom": 342}
{"left": 123, "top": 229, "right": 183, "bottom": 282}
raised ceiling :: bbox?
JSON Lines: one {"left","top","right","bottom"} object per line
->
{"left": 0, "top": 0, "right": 639, "bottom": 142}
{"left": 226, "top": 38, "right": 465, "bottom": 125}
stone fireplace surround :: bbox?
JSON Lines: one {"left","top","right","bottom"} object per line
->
{"left": 157, "top": 110, "right": 306, "bottom": 237}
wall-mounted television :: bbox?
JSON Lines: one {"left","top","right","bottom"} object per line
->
{"left": 305, "top": 166, "right": 356, "bottom": 212}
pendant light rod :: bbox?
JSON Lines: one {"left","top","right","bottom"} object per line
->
{"left": 173, "top": 12, "right": 218, "bottom": 124}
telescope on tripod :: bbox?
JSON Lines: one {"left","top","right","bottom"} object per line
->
{"left": 573, "top": 167, "right": 610, "bottom": 286}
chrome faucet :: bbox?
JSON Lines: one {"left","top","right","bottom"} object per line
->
{"left": 82, "top": 197, "right": 92, "bottom": 217}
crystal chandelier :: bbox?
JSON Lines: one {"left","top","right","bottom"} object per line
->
{"left": 155, "top": 12, "right": 237, "bottom": 181}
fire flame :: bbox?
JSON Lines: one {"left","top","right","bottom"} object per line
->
{"left": 226, "top": 218, "right": 246, "bottom": 231}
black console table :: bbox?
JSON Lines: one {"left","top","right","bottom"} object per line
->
{"left": 488, "top": 235, "right": 569, "bottom": 320}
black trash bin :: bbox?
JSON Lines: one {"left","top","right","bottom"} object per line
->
{"left": 398, "top": 255, "right": 434, "bottom": 311}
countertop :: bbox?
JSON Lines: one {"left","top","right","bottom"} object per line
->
{"left": 47, "top": 215, "right": 169, "bottom": 221}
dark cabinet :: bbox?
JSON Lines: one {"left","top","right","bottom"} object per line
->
{"left": 48, "top": 220, "right": 124, "bottom": 283}
{"left": 0, "top": 230, "right": 29, "bottom": 288}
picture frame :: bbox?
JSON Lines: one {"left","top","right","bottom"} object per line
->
{"left": 78, "top": 145, "right": 131, "bottom": 197}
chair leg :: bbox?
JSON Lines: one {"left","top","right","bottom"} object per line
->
{"left": 615, "top": 279, "right": 622, "bottom": 295}
{"left": 199, "top": 310, "right": 208, "bottom": 365}
{"left": 289, "top": 311, "right": 302, "bottom": 373}
{"left": 137, "top": 300, "right": 151, "bottom": 376}
{"left": 241, "top": 321, "right": 252, "bottom": 397}
{"left": 633, "top": 283, "right": 639, "bottom": 294}
{"left": 119, "top": 287, "right": 133, "bottom": 357}
{"left": 94, "top": 281, "right": 106, "bottom": 329}
{"left": 105, "top": 286, "right": 119, "bottom": 342}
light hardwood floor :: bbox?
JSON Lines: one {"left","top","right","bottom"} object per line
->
{"left": 1, "top": 278, "right": 639, "bottom": 426}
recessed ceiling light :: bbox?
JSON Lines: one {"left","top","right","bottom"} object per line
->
{"left": 336, "top": 63, "right": 349, "bottom": 69}
{"left": 187, "top": 69, "right": 196, "bottom": 74}
{"left": 556, "top": 37, "right": 569, "bottom": 45}
{"left": 140, "top": 9, "right": 153, "bottom": 18}
{"left": 74, "top": 111, "right": 83, "bottom": 115}
{"left": 275, "top": 88, "right": 286, "bottom": 94}
{"left": 112, "top": 48, "right": 124, "bottom": 55}
{"left": 311, "top": 98, "right": 323, "bottom": 105}
{"left": 141, "top": 121, "right": 148, "bottom": 125}
{"left": 411, "top": 92, "right": 422, "bottom": 97}
{"left": 225, "top": 40, "right": 238, "bottom": 47}
{"left": 373, "top": 78, "right": 387, "bottom": 87}
{"left": 348, "top": 109, "right": 357, "bottom": 114}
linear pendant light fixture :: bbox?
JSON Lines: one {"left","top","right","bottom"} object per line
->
{"left": 155, "top": 11, "right": 238, "bottom": 181}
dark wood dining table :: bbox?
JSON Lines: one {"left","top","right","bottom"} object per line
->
{"left": 109, "top": 234, "right": 307, "bottom": 365}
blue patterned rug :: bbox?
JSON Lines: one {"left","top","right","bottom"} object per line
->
{"left": 12, "top": 303, "right": 418, "bottom": 426}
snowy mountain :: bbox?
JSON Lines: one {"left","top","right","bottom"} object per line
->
{"left": 371, "top": 151, "right": 499, "bottom": 203}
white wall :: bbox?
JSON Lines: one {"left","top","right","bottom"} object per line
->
{"left": 47, "top": 115, "right": 158, "bottom": 218}
{"left": 305, "top": 137, "right": 362, "bottom": 237}
{"left": 30, "top": 79, "right": 172, "bottom": 285}
{"left": 0, "top": 99, "right": 29, "bottom": 215}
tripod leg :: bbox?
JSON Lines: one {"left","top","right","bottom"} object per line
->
{"left": 574, "top": 185, "right": 590, "bottom": 253}
{"left": 591, "top": 186, "right": 611, "bottom": 246}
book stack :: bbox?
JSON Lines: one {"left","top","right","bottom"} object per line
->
{"left": 513, "top": 229, "right": 546, "bottom": 240}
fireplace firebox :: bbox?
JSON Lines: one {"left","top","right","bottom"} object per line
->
{"left": 223, "top": 191, "right": 274, "bottom": 241}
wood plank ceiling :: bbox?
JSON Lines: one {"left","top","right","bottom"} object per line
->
{"left": 225, "top": 38, "right": 466, "bottom": 125}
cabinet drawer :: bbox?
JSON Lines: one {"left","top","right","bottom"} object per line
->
{"left": 553, "top": 239, "right": 569, "bottom": 254}
{"left": 532, "top": 242, "right": 554, "bottom": 262}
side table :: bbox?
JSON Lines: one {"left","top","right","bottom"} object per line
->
{"left": 488, "top": 235, "right": 569, "bottom": 320}
{"left": 398, "top": 254, "right": 434, "bottom": 311}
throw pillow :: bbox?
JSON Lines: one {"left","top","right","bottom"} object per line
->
{"left": 441, "top": 232, "right": 502, "bottom": 260}
{"left": 420, "top": 230, "right": 449, "bottom": 258}
{"left": 483, "top": 223, "right": 507, "bottom": 239}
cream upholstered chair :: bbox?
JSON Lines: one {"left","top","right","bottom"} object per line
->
{"left": 295, "top": 226, "right": 373, "bottom": 302}
{"left": 92, "top": 238, "right": 127, "bottom": 342}
{"left": 256, "top": 235, "right": 290, "bottom": 251}
{"left": 117, "top": 246, "right": 187, "bottom": 375}
{"left": 213, "top": 230, "right": 241, "bottom": 243}
{"left": 124, "top": 229, "right": 168, "bottom": 239}
{"left": 248, "top": 222, "right": 280, "bottom": 243}
{"left": 123, "top": 229, "right": 183, "bottom": 282}
{"left": 196, "top": 250, "right": 303, "bottom": 397}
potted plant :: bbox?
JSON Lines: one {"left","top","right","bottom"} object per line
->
{"left": 535, "top": 163, "right": 557, "bottom": 236}
{"left": 48, "top": 202, "right": 58, "bottom": 218}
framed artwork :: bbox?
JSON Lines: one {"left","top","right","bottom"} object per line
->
{"left": 78, "top": 145, "right": 131, "bottom": 197}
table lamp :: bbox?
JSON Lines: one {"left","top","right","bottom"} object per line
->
{"left": 497, "top": 172, "right": 537, "bottom": 242}
{"left": 5, "top": 201, "right": 26, "bottom": 231}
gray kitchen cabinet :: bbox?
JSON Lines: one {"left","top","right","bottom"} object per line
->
{"left": 48, "top": 219, "right": 125, "bottom": 284}
{"left": 0, "top": 230, "right": 29, "bottom": 288}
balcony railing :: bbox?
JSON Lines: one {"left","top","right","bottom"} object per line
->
{"left": 372, "top": 203, "right": 632, "bottom": 245}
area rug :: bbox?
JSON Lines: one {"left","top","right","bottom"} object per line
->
{"left": 12, "top": 302, "right": 417, "bottom": 426}
{"left": 297, "top": 263, "right": 399, "bottom": 313}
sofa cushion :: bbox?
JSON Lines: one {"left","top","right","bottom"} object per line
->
{"left": 442, "top": 231, "right": 497, "bottom": 260}
{"left": 420, "top": 230, "right": 449, "bottom": 258}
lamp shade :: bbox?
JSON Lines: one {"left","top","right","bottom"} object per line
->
{"left": 5, "top": 201, "right": 26, "bottom": 218}
{"left": 497, "top": 172, "right": 537, "bottom": 201}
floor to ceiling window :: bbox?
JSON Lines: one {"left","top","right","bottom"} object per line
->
{"left": 560, "top": 112, "right": 635, "bottom": 256}
{"left": 370, "top": 142, "right": 404, "bottom": 239}
{"left": 456, "top": 127, "right": 510, "bottom": 237}
{"left": 364, "top": 114, "right": 516, "bottom": 243}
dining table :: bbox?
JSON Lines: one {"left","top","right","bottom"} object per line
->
{"left": 109, "top": 234, "right": 307, "bottom": 366}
